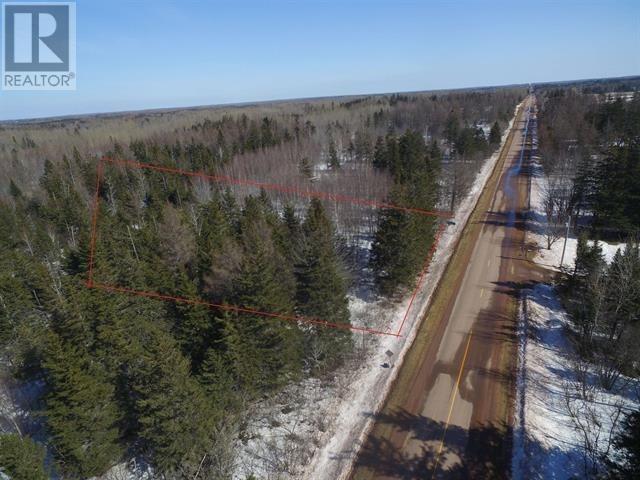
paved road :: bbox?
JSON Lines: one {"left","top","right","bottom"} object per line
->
{"left": 352, "top": 96, "right": 547, "bottom": 479}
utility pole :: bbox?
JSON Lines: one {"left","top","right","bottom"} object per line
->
{"left": 527, "top": 170, "right": 532, "bottom": 212}
{"left": 559, "top": 219, "right": 570, "bottom": 268}
{"left": 526, "top": 123, "right": 532, "bottom": 212}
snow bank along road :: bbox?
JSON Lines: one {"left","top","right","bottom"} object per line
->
{"left": 351, "top": 96, "right": 541, "bottom": 479}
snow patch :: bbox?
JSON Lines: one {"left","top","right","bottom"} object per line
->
{"left": 96, "top": 459, "right": 154, "bottom": 480}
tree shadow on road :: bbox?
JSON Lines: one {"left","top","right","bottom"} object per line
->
{"left": 352, "top": 408, "right": 583, "bottom": 480}
{"left": 352, "top": 410, "right": 513, "bottom": 479}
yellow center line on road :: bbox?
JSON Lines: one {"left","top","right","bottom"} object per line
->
{"left": 429, "top": 330, "right": 474, "bottom": 480}
{"left": 480, "top": 288, "right": 485, "bottom": 298}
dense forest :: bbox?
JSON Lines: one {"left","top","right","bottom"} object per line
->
{"left": 0, "top": 88, "right": 522, "bottom": 479}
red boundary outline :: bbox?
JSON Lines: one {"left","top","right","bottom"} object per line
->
{"left": 86, "top": 157, "right": 449, "bottom": 337}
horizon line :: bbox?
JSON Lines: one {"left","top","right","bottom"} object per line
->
{"left": 2, "top": 73, "right": 638, "bottom": 125}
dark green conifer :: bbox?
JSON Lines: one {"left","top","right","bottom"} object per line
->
{"left": 198, "top": 348, "right": 238, "bottom": 416}
{"left": 328, "top": 139, "right": 340, "bottom": 169}
{"left": 373, "top": 136, "right": 387, "bottom": 169}
{"left": 371, "top": 188, "right": 414, "bottom": 295}
{"left": 0, "top": 434, "right": 48, "bottom": 480}
{"left": 296, "top": 199, "right": 351, "bottom": 371}
{"left": 489, "top": 121, "right": 502, "bottom": 145}
{"left": 128, "top": 324, "right": 213, "bottom": 476}
{"left": 371, "top": 131, "right": 438, "bottom": 295}
{"left": 43, "top": 334, "right": 123, "bottom": 478}
{"left": 222, "top": 196, "right": 303, "bottom": 392}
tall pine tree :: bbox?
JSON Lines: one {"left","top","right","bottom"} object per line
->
{"left": 128, "top": 323, "right": 214, "bottom": 476}
{"left": 222, "top": 196, "right": 303, "bottom": 393}
{"left": 43, "top": 334, "right": 123, "bottom": 478}
{"left": 297, "top": 199, "right": 352, "bottom": 372}
{"left": 371, "top": 131, "right": 438, "bottom": 295}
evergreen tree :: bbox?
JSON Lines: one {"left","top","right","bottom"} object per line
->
{"left": 454, "top": 126, "right": 476, "bottom": 156}
{"left": 245, "top": 121, "right": 261, "bottom": 152}
{"left": 296, "top": 199, "right": 351, "bottom": 371}
{"left": 49, "top": 277, "right": 101, "bottom": 349}
{"left": 394, "top": 130, "right": 427, "bottom": 183}
{"left": 260, "top": 116, "right": 277, "bottom": 147}
{"left": 222, "top": 196, "right": 303, "bottom": 392}
{"left": 221, "top": 187, "right": 240, "bottom": 230}
{"left": 197, "top": 196, "right": 237, "bottom": 297}
{"left": 604, "top": 243, "right": 640, "bottom": 336}
{"left": 567, "top": 233, "right": 606, "bottom": 346}
{"left": 39, "top": 158, "right": 85, "bottom": 247}
{"left": 592, "top": 143, "right": 640, "bottom": 236}
{"left": 8, "top": 179, "right": 22, "bottom": 200}
{"left": 0, "top": 248, "right": 52, "bottom": 376}
{"left": 573, "top": 233, "right": 605, "bottom": 278}
{"left": 444, "top": 115, "right": 460, "bottom": 145}
{"left": 283, "top": 203, "right": 302, "bottom": 243}
{"left": 429, "top": 139, "right": 442, "bottom": 163}
{"left": 0, "top": 434, "right": 48, "bottom": 480}
{"left": 171, "top": 271, "right": 214, "bottom": 368}
{"left": 198, "top": 347, "right": 239, "bottom": 417}
{"left": 299, "top": 156, "right": 313, "bottom": 179}
{"left": 384, "top": 133, "right": 399, "bottom": 174}
{"left": 93, "top": 294, "right": 171, "bottom": 441}
{"left": 353, "top": 130, "right": 372, "bottom": 162}
{"left": 40, "top": 159, "right": 63, "bottom": 202}
{"left": 609, "top": 411, "right": 640, "bottom": 478}
{"left": 373, "top": 136, "right": 387, "bottom": 169}
{"left": 371, "top": 131, "right": 438, "bottom": 295}
{"left": 328, "top": 139, "right": 340, "bottom": 169}
{"left": 279, "top": 203, "right": 303, "bottom": 265}
{"left": 43, "top": 334, "right": 123, "bottom": 478}
{"left": 128, "top": 323, "right": 214, "bottom": 476}
{"left": 371, "top": 188, "right": 414, "bottom": 295}
{"left": 489, "top": 121, "right": 502, "bottom": 145}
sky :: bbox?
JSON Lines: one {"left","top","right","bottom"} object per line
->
{"left": 0, "top": 0, "right": 638, "bottom": 121}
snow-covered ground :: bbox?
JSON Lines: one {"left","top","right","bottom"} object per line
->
{"left": 234, "top": 103, "right": 524, "bottom": 480}
{"left": 513, "top": 117, "right": 638, "bottom": 479}
{"left": 512, "top": 284, "right": 639, "bottom": 479}
{"left": 96, "top": 460, "right": 154, "bottom": 480}
{"left": 0, "top": 374, "right": 43, "bottom": 437}
{"left": 526, "top": 156, "right": 624, "bottom": 270}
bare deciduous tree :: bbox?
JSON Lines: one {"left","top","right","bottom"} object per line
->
{"left": 541, "top": 174, "right": 572, "bottom": 249}
{"left": 563, "top": 355, "right": 625, "bottom": 479}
